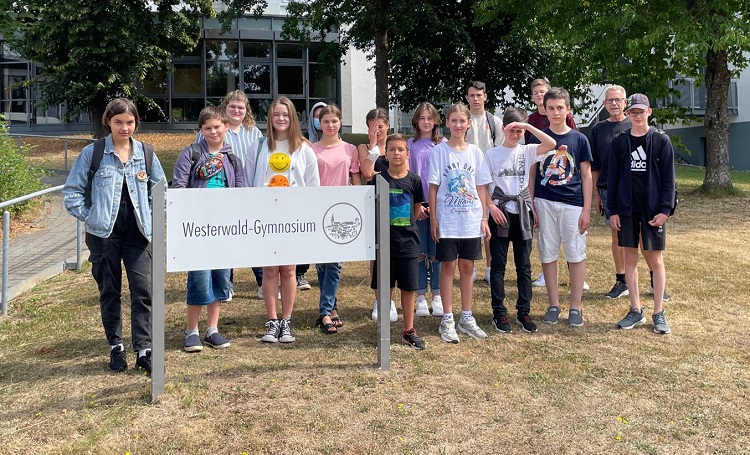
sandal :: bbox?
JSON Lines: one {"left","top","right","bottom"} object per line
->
{"left": 315, "top": 316, "right": 338, "bottom": 334}
{"left": 330, "top": 316, "right": 344, "bottom": 328}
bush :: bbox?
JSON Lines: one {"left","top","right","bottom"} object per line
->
{"left": 0, "top": 116, "right": 47, "bottom": 215}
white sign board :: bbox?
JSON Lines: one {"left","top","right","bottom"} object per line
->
{"left": 166, "top": 186, "right": 375, "bottom": 272}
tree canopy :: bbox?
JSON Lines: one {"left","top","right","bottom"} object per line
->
{"left": 478, "top": 0, "right": 750, "bottom": 191}
{"left": 8, "top": 0, "right": 214, "bottom": 136}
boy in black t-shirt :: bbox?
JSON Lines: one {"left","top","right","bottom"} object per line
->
{"left": 370, "top": 134, "right": 426, "bottom": 350}
{"left": 607, "top": 94, "right": 675, "bottom": 335}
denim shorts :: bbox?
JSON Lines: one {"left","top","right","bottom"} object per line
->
{"left": 186, "top": 269, "right": 231, "bottom": 305}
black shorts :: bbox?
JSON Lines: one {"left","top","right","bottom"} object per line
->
{"left": 618, "top": 212, "right": 666, "bottom": 251}
{"left": 370, "top": 256, "right": 419, "bottom": 291}
{"left": 435, "top": 237, "right": 483, "bottom": 262}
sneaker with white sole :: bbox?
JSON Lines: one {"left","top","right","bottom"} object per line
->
{"left": 402, "top": 328, "right": 426, "bottom": 350}
{"left": 617, "top": 307, "right": 646, "bottom": 329}
{"left": 532, "top": 272, "right": 546, "bottom": 287}
{"left": 278, "top": 318, "right": 296, "bottom": 343}
{"left": 606, "top": 281, "right": 629, "bottom": 299}
{"left": 296, "top": 275, "right": 312, "bottom": 290}
{"left": 438, "top": 319, "right": 460, "bottom": 343}
{"left": 431, "top": 295, "right": 444, "bottom": 317}
{"left": 516, "top": 314, "right": 538, "bottom": 333}
{"left": 261, "top": 319, "right": 280, "bottom": 343}
{"left": 583, "top": 281, "right": 590, "bottom": 291}
{"left": 371, "top": 300, "right": 398, "bottom": 322}
{"left": 204, "top": 332, "right": 231, "bottom": 349}
{"left": 648, "top": 285, "right": 670, "bottom": 302}
{"left": 568, "top": 308, "right": 584, "bottom": 327}
{"left": 492, "top": 315, "right": 512, "bottom": 333}
{"left": 541, "top": 306, "right": 560, "bottom": 324}
{"left": 415, "top": 295, "right": 430, "bottom": 317}
{"left": 652, "top": 310, "right": 671, "bottom": 334}
{"left": 183, "top": 334, "right": 203, "bottom": 352}
{"left": 457, "top": 317, "right": 488, "bottom": 339}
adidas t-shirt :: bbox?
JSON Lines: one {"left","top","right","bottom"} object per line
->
{"left": 629, "top": 134, "right": 647, "bottom": 213}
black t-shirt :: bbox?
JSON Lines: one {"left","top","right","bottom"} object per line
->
{"left": 374, "top": 155, "right": 389, "bottom": 174}
{"left": 629, "top": 134, "right": 648, "bottom": 213}
{"left": 369, "top": 170, "right": 423, "bottom": 257}
{"left": 590, "top": 118, "right": 631, "bottom": 188}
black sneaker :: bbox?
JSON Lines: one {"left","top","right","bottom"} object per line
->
{"left": 296, "top": 275, "right": 312, "bottom": 290}
{"left": 109, "top": 346, "right": 127, "bottom": 372}
{"left": 135, "top": 351, "right": 152, "bottom": 376}
{"left": 492, "top": 315, "right": 512, "bottom": 333}
{"left": 605, "top": 281, "right": 629, "bottom": 299}
{"left": 402, "top": 328, "right": 426, "bottom": 350}
{"left": 516, "top": 314, "right": 538, "bottom": 333}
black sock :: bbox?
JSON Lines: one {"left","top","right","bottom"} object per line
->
{"left": 616, "top": 273, "right": 625, "bottom": 283}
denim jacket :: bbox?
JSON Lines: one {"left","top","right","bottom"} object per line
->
{"left": 63, "top": 135, "right": 166, "bottom": 241}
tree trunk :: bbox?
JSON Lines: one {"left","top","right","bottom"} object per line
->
{"left": 91, "top": 107, "right": 106, "bottom": 139}
{"left": 373, "top": 1, "right": 390, "bottom": 109}
{"left": 702, "top": 48, "right": 733, "bottom": 191}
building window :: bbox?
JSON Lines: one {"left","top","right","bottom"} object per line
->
{"left": 669, "top": 76, "right": 739, "bottom": 116}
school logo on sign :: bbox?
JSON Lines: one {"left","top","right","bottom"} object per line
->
{"left": 323, "top": 203, "right": 363, "bottom": 244}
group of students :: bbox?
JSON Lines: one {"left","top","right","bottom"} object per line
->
{"left": 63, "top": 77, "right": 676, "bottom": 374}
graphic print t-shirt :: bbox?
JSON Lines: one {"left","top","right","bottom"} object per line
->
{"left": 485, "top": 143, "right": 541, "bottom": 214}
{"left": 629, "top": 134, "right": 648, "bottom": 213}
{"left": 427, "top": 142, "right": 492, "bottom": 238}
{"left": 533, "top": 129, "right": 592, "bottom": 207}
{"left": 370, "top": 171, "right": 423, "bottom": 257}
{"left": 264, "top": 139, "right": 292, "bottom": 187}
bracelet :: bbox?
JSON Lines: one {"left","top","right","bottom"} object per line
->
{"left": 481, "top": 217, "right": 488, "bottom": 221}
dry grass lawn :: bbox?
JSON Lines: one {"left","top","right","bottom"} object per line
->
{"left": 2, "top": 143, "right": 749, "bottom": 454}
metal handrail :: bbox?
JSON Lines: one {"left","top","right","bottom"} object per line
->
{"left": 8, "top": 133, "right": 94, "bottom": 171}
{"left": 1, "top": 185, "right": 83, "bottom": 316}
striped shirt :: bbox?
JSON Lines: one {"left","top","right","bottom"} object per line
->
{"left": 196, "top": 125, "right": 263, "bottom": 184}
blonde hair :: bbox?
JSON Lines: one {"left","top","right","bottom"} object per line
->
{"left": 411, "top": 102, "right": 443, "bottom": 144}
{"left": 530, "top": 78, "right": 551, "bottom": 92}
{"left": 267, "top": 96, "right": 308, "bottom": 152}
{"left": 446, "top": 103, "right": 471, "bottom": 123}
{"left": 219, "top": 90, "right": 256, "bottom": 128}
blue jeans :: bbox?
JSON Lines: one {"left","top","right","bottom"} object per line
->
{"left": 316, "top": 262, "right": 342, "bottom": 316}
{"left": 416, "top": 218, "right": 440, "bottom": 295}
{"left": 187, "top": 269, "right": 231, "bottom": 305}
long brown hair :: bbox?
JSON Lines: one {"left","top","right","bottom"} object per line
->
{"left": 267, "top": 96, "right": 308, "bottom": 152}
{"left": 411, "top": 102, "right": 443, "bottom": 144}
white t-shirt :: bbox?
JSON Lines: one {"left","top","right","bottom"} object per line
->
{"left": 467, "top": 112, "right": 504, "bottom": 152}
{"left": 485, "top": 143, "right": 542, "bottom": 214}
{"left": 428, "top": 142, "right": 492, "bottom": 238}
{"left": 264, "top": 139, "right": 292, "bottom": 187}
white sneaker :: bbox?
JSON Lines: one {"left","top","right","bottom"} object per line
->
{"left": 415, "top": 295, "right": 430, "bottom": 317}
{"left": 257, "top": 288, "right": 263, "bottom": 299}
{"left": 484, "top": 267, "right": 491, "bottom": 285}
{"left": 583, "top": 281, "right": 590, "bottom": 291}
{"left": 372, "top": 300, "right": 398, "bottom": 322}
{"left": 532, "top": 272, "right": 546, "bottom": 287}
{"left": 472, "top": 267, "right": 477, "bottom": 282}
{"left": 457, "top": 316, "right": 488, "bottom": 339}
{"left": 431, "top": 295, "right": 444, "bottom": 317}
{"left": 438, "top": 319, "right": 460, "bottom": 343}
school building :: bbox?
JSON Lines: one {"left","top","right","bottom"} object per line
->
{"left": 0, "top": 1, "right": 376, "bottom": 135}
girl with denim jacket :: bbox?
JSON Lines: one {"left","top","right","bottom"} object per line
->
{"left": 63, "top": 98, "right": 165, "bottom": 376}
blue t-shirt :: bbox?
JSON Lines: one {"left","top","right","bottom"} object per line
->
{"left": 532, "top": 128, "right": 592, "bottom": 207}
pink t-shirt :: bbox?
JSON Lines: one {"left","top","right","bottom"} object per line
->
{"left": 312, "top": 141, "right": 360, "bottom": 186}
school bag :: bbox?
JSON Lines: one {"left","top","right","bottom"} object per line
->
{"left": 486, "top": 111, "right": 496, "bottom": 143}
{"left": 617, "top": 130, "right": 678, "bottom": 216}
{"left": 84, "top": 137, "right": 154, "bottom": 209}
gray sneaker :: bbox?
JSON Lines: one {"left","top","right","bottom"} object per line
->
{"left": 261, "top": 319, "right": 280, "bottom": 343}
{"left": 438, "top": 319, "right": 460, "bottom": 344}
{"left": 617, "top": 307, "right": 646, "bottom": 329}
{"left": 541, "top": 306, "right": 560, "bottom": 324}
{"left": 652, "top": 310, "right": 671, "bottom": 334}
{"left": 457, "top": 317, "right": 488, "bottom": 339}
{"left": 568, "top": 308, "right": 584, "bottom": 327}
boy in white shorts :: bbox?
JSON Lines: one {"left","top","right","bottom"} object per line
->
{"left": 530, "top": 87, "right": 593, "bottom": 327}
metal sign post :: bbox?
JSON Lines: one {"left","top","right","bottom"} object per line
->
{"left": 151, "top": 179, "right": 166, "bottom": 403}
{"left": 375, "top": 175, "right": 391, "bottom": 370}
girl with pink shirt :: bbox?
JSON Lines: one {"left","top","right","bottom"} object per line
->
{"left": 312, "top": 104, "right": 362, "bottom": 333}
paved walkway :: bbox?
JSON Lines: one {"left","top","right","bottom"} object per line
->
{"left": 1, "top": 169, "right": 85, "bottom": 308}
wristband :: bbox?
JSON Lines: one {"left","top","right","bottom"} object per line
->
{"left": 481, "top": 218, "right": 488, "bottom": 221}
{"left": 366, "top": 145, "right": 380, "bottom": 163}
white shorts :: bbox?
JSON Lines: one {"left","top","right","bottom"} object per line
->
{"left": 534, "top": 198, "right": 587, "bottom": 263}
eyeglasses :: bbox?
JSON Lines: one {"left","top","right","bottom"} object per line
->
{"left": 627, "top": 110, "right": 647, "bottom": 117}
{"left": 605, "top": 98, "right": 626, "bottom": 104}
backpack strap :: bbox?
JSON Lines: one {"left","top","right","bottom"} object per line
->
{"left": 485, "top": 111, "right": 496, "bottom": 143}
{"left": 84, "top": 138, "right": 107, "bottom": 209}
{"left": 255, "top": 137, "right": 266, "bottom": 163}
{"left": 143, "top": 142, "right": 154, "bottom": 176}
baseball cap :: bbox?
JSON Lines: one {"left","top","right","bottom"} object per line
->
{"left": 625, "top": 93, "right": 650, "bottom": 111}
